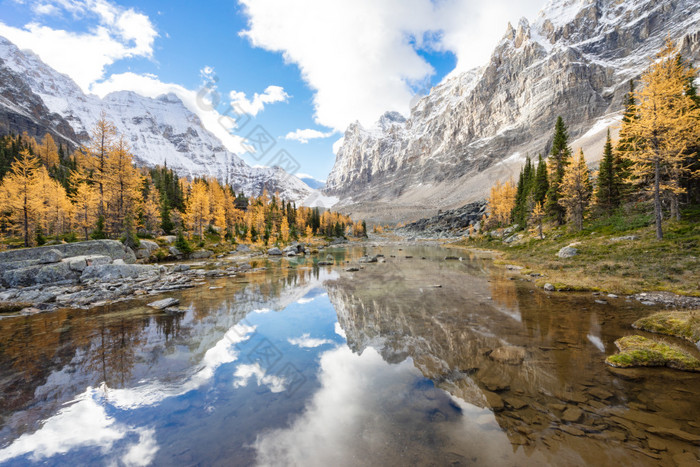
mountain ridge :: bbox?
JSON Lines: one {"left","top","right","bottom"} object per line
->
{"left": 0, "top": 36, "right": 314, "bottom": 202}
{"left": 324, "top": 0, "right": 700, "bottom": 224}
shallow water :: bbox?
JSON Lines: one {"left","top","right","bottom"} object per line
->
{"left": 0, "top": 245, "right": 698, "bottom": 466}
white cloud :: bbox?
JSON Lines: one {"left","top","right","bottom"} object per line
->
{"left": 32, "top": 3, "right": 59, "bottom": 15}
{"left": 229, "top": 85, "right": 289, "bottom": 116}
{"left": 285, "top": 128, "right": 334, "bottom": 144}
{"left": 239, "top": 0, "right": 435, "bottom": 131}
{"left": 0, "top": 387, "right": 158, "bottom": 465}
{"left": 288, "top": 333, "right": 333, "bottom": 348}
{"left": 253, "top": 346, "right": 423, "bottom": 465}
{"left": 239, "top": 0, "right": 543, "bottom": 131}
{"left": 233, "top": 363, "right": 287, "bottom": 392}
{"left": 0, "top": 0, "right": 157, "bottom": 91}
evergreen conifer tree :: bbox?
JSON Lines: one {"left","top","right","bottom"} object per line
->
{"left": 533, "top": 154, "right": 549, "bottom": 205}
{"left": 545, "top": 116, "right": 571, "bottom": 224}
{"left": 594, "top": 130, "right": 621, "bottom": 213}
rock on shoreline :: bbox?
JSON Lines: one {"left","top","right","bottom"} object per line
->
{"left": 0, "top": 240, "right": 261, "bottom": 317}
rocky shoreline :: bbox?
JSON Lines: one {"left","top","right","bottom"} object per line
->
{"left": 0, "top": 239, "right": 348, "bottom": 317}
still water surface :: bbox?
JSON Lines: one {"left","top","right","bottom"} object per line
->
{"left": 0, "top": 245, "right": 698, "bottom": 466}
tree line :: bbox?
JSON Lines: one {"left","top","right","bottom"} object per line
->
{"left": 0, "top": 113, "right": 366, "bottom": 248}
{"left": 483, "top": 40, "right": 700, "bottom": 240}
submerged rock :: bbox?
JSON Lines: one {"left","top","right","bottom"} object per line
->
{"left": 189, "top": 250, "right": 213, "bottom": 259}
{"left": 147, "top": 297, "right": 180, "bottom": 310}
{"left": 489, "top": 346, "right": 526, "bottom": 365}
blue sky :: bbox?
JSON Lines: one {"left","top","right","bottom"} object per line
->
{"left": 0, "top": 0, "right": 543, "bottom": 181}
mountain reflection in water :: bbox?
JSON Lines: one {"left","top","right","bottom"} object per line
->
{"left": 0, "top": 245, "right": 698, "bottom": 466}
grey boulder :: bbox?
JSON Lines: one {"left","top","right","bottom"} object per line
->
{"left": 135, "top": 240, "right": 159, "bottom": 259}
{"left": 39, "top": 249, "right": 64, "bottom": 264}
{"left": 81, "top": 263, "right": 157, "bottom": 281}
{"left": 557, "top": 246, "right": 579, "bottom": 258}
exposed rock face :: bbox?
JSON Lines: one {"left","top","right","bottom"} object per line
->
{"left": 325, "top": 0, "right": 700, "bottom": 223}
{"left": 0, "top": 57, "right": 79, "bottom": 147}
{"left": 80, "top": 263, "right": 157, "bottom": 281}
{"left": 0, "top": 241, "right": 144, "bottom": 288}
{"left": 0, "top": 37, "right": 313, "bottom": 202}
{"left": 0, "top": 240, "right": 136, "bottom": 264}
{"left": 399, "top": 200, "right": 487, "bottom": 238}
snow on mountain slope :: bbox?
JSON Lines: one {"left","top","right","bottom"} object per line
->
{"left": 0, "top": 36, "right": 313, "bottom": 202}
{"left": 325, "top": 0, "right": 700, "bottom": 224}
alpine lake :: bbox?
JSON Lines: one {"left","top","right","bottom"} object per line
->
{"left": 0, "top": 244, "right": 698, "bottom": 466}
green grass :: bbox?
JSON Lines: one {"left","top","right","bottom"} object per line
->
{"left": 633, "top": 311, "right": 700, "bottom": 343}
{"left": 606, "top": 335, "right": 700, "bottom": 372}
{"left": 458, "top": 206, "right": 700, "bottom": 296}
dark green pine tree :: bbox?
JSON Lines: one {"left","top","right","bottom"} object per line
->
{"left": 160, "top": 195, "right": 174, "bottom": 234}
{"left": 512, "top": 156, "right": 534, "bottom": 227}
{"left": 615, "top": 80, "right": 636, "bottom": 194}
{"left": 594, "top": 130, "right": 621, "bottom": 213}
{"left": 533, "top": 154, "right": 549, "bottom": 205}
{"left": 545, "top": 116, "right": 571, "bottom": 224}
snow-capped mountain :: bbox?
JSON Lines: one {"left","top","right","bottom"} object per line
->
{"left": 325, "top": 0, "right": 700, "bottom": 223}
{"left": 0, "top": 36, "right": 313, "bottom": 202}
{"left": 296, "top": 174, "right": 326, "bottom": 190}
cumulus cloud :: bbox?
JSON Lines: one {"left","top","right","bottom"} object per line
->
{"left": 239, "top": 0, "right": 435, "bottom": 131}
{"left": 0, "top": 0, "right": 157, "bottom": 91}
{"left": 253, "top": 346, "right": 423, "bottom": 465}
{"left": 229, "top": 85, "right": 289, "bottom": 116}
{"left": 0, "top": 387, "right": 158, "bottom": 466}
{"left": 285, "top": 128, "right": 334, "bottom": 144}
{"left": 288, "top": 333, "right": 333, "bottom": 348}
{"left": 233, "top": 363, "right": 287, "bottom": 393}
{"left": 238, "top": 0, "right": 543, "bottom": 131}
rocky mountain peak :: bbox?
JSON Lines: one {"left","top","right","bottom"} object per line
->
{"left": 325, "top": 0, "right": 700, "bottom": 224}
{"left": 0, "top": 35, "right": 314, "bottom": 202}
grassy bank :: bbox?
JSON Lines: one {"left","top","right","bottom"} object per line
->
{"left": 456, "top": 207, "right": 700, "bottom": 296}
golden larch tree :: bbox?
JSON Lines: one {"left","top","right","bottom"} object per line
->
{"left": 559, "top": 149, "right": 591, "bottom": 231}
{"left": 280, "top": 216, "right": 290, "bottom": 243}
{"left": 530, "top": 201, "right": 545, "bottom": 239}
{"left": 105, "top": 136, "right": 143, "bottom": 235}
{"left": 207, "top": 178, "right": 227, "bottom": 234}
{"left": 0, "top": 150, "right": 41, "bottom": 246}
{"left": 141, "top": 177, "right": 162, "bottom": 236}
{"left": 71, "top": 168, "right": 100, "bottom": 240}
{"left": 185, "top": 179, "right": 210, "bottom": 238}
{"left": 620, "top": 40, "right": 700, "bottom": 239}
{"left": 487, "top": 180, "right": 517, "bottom": 226}
{"left": 85, "top": 113, "right": 117, "bottom": 217}
{"left": 38, "top": 133, "right": 60, "bottom": 168}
